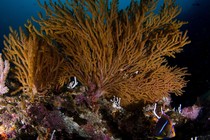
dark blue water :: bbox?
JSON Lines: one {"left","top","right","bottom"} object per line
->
{"left": 1, "top": 0, "right": 210, "bottom": 107}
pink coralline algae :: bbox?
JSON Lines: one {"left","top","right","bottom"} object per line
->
{"left": 181, "top": 105, "right": 202, "bottom": 120}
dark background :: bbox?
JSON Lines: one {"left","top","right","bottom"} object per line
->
{"left": 171, "top": 0, "right": 210, "bottom": 107}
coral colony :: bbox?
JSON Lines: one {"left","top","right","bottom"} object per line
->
{"left": 0, "top": 0, "right": 204, "bottom": 139}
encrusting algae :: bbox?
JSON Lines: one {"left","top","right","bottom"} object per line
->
{"left": 0, "top": 0, "right": 192, "bottom": 139}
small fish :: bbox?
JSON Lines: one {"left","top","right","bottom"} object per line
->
{"left": 154, "top": 114, "right": 175, "bottom": 139}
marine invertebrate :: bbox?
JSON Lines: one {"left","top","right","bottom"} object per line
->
{"left": 3, "top": 23, "right": 64, "bottom": 100}
{"left": 0, "top": 53, "right": 10, "bottom": 95}
{"left": 181, "top": 104, "right": 201, "bottom": 120}
{"left": 35, "top": 0, "right": 190, "bottom": 106}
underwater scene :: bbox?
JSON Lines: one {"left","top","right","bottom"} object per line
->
{"left": 0, "top": 0, "right": 210, "bottom": 139}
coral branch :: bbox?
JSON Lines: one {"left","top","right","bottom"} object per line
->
{"left": 3, "top": 22, "right": 64, "bottom": 99}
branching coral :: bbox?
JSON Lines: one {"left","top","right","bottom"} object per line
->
{"left": 33, "top": 0, "right": 190, "bottom": 106}
{"left": 3, "top": 22, "right": 64, "bottom": 100}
